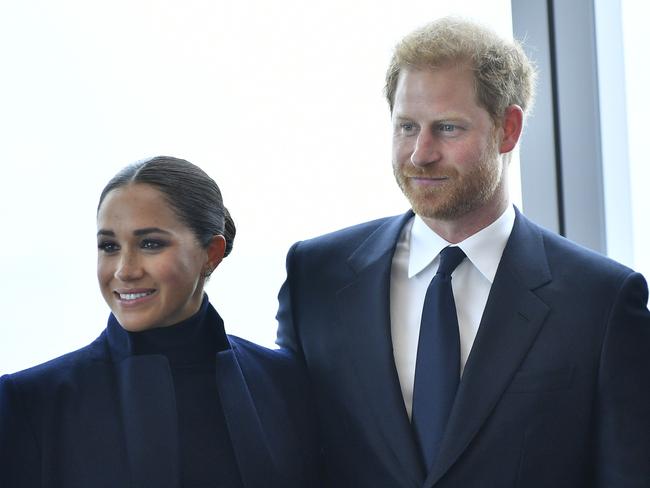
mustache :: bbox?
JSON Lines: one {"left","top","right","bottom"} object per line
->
{"left": 399, "top": 170, "right": 455, "bottom": 179}
{"left": 395, "top": 165, "right": 457, "bottom": 179}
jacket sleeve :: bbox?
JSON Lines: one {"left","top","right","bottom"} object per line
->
{"left": 275, "top": 242, "right": 301, "bottom": 355}
{"left": 0, "top": 374, "right": 40, "bottom": 487}
{"left": 595, "top": 271, "right": 650, "bottom": 487}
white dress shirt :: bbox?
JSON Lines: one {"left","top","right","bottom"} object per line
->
{"left": 390, "top": 206, "right": 516, "bottom": 418}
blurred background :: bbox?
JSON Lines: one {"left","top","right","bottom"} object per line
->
{"left": 1, "top": 0, "right": 647, "bottom": 374}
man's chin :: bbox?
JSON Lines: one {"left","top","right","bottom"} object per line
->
{"left": 404, "top": 189, "right": 457, "bottom": 220}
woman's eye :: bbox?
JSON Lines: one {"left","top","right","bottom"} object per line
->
{"left": 141, "top": 239, "right": 166, "bottom": 250}
{"left": 98, "top": 241, "right": 119, "bottom": 253}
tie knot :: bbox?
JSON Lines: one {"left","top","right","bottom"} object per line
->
{"left": 436, "top": 246, "right": 466, "bottom": 277}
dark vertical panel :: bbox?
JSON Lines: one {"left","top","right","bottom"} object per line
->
{"left": 551, "top": 0, "right": 606, "bottom": 252}
{"left": 511, "top": 0, "right": 562, "bottom": 234}
{"left": 512, "top": 0, "right": 610, "bottom": 254}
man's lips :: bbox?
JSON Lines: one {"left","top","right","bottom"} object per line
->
{"left": 407, "top": 175, "right": 450, "bottom": 185}
{"left": 403, "top": 173, "right": 450, "bottom": 179}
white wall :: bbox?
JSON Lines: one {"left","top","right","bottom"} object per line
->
{"left": 0, "top": 0, "right": 513, "bottom": 374}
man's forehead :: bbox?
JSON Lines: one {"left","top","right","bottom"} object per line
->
{"left": 392, "top": 109, "right": 468, "bottom": 121}
{"left": 394, "top": 67, "right": 477, "bottom": 102}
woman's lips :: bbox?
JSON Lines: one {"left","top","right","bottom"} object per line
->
{"left": 114, "top": 289, "right": 156, "bottom": 305}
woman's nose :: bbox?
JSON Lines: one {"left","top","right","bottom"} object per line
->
{"left": 115, "top": 252, "right": 144, "bottom": 281}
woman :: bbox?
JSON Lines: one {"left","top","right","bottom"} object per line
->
{"left": 0, "top": 156, "right": 321, "bottom": 488}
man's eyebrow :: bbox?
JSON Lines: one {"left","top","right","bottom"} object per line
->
{"left": 393, "top": 113, "right": 465, "bottom": 121}
{"left": 97, "top": 229, "right": 115, "bottom": 237}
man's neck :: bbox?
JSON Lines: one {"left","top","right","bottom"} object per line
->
{"left": 420, "top": 199, "right": 510, "bottom": 244}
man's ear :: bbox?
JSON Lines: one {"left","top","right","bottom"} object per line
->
{"left": 203, "top": 235, "right": 226, "bottom": 277}
{"left": 499, "top": 104, "right": 524, "bottom": 154}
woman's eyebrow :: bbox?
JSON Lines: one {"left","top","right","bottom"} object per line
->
{"left": 96, "top": 228, "right": 172, "bottom": 237}
{"left": 133, "top": 227, "right": 172, "bottom": 236}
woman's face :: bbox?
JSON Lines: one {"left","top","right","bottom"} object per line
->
{"left": 97, "top": 183, "right": 213, "bottom": 332}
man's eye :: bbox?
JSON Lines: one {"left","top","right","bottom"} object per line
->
{"left": 98, "top": 241, "right": 119, "bottom": 253}
{"left": 141, "top": 239, "right": 166, "bottom": 250}
{"left": 401, "top": 123, "right": 415, "bottom": 132}
{"left": 438, "top": 123, "right": 456, "bottom": 132}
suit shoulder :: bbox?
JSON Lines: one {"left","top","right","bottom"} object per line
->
{"left": 537, "top": 223, "right": 634, "bottom": 278}
{"left": 519, "top": 218, "right": 647, "bottom": 301}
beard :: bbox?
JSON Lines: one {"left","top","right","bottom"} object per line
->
{"left": 393, "top": 137, "right": 504, "bottom": 221}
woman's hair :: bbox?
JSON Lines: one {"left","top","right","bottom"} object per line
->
{"left": 98, "top": 156, "right": 236, "bottom": 257}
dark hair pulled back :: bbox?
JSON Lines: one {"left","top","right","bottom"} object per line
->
{"left": 98, "top": 156, "right": 236, "bottom": 257}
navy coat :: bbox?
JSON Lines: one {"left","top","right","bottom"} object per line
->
{"left": 277, "top": 208, "right": 650, "bottom": 487}
{"left": 1, "top": 302, "right": 321, "bottom": 488}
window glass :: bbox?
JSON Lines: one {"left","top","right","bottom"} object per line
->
{"left": 0, "top": 0, "right": 512, "bottom": 373}
{"left": 621, "top": 1, "right": 650, "bottom": 278}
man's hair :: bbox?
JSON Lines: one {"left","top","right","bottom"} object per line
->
{"left": 385, "top": 17, "right": 536, "bottom": 122}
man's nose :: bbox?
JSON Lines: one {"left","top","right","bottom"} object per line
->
{"left": 410, "top": 131, "right": 441, "bottom": 167}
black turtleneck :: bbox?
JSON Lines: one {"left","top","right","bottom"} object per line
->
{"left": 121, "top": 297, "right": 244, "bottom": 488}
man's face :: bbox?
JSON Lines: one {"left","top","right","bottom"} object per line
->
{"left": 391, "top": 65, "right": 507, "bottom": 224}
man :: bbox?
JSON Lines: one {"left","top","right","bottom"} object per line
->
{"left": 277, "top": 17, "right": 650, "bottom": 487}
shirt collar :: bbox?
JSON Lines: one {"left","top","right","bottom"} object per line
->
{"left": 408, "top": 205, "right": 516, "bottom": 282}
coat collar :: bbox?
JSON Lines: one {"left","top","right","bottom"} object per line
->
{"left": 105, "top": 295, "right": 230, "bottom": 362}
{"left": 214, "top": 345, "right": 279, "bottom": 488}
{"left": 102, "top": 299, "right": 277, "bottom": 488}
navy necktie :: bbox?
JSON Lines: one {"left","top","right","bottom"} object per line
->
{"left": 412, "top": 246, "right": 466, "bottom": 472}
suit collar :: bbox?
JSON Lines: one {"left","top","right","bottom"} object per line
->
{"left": 347, "top": 211, "right": 414, "bottom": 273}
{"left": 338, "top": 210, "right": 425, "bottom": 487}
{"left": 408, "top": 205, "right": 516, "bottom": 283}
{"left": 338, "top": 209, "right": 555, "bottom": 486}
{"left": 425, "top": 209, "right": 553, "bottom": 486}
{"left": 503, "top": 207, "right": 552, "bottom": 290}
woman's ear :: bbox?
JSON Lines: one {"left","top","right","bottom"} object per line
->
{"left": 202, "top": 235, "right": 226, "bottom": 278}
{"left": 498, "top": 104, "right": 524, "bottom": 154}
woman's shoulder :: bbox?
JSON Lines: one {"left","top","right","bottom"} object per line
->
{"left": 226, "top": 335, "right": 308, "bottom": 386}
{"left": 1, "top": 332, "right": 110, "bottom": 394}
{"left": 227, "top": 335, "right": 301, "bottom": 369}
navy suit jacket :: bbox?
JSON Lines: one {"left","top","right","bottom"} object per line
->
{"left": 277, "top": 209, "right": 650, "bottom": 487}
{"left": 0, "top": 303, "right": 321, "bottom": 488}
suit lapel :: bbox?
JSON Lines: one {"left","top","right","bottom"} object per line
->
{"left": 337, "top": 211, "right": 424, "bottom": 487}
{"left": 115, "top": 356, "right": 181, "bottom": 488}
{"left": 215, "top": 347, "right": 277, "bottom": 488}
{"left": 425, "top": 211, "right": 553, "bottom": 487}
